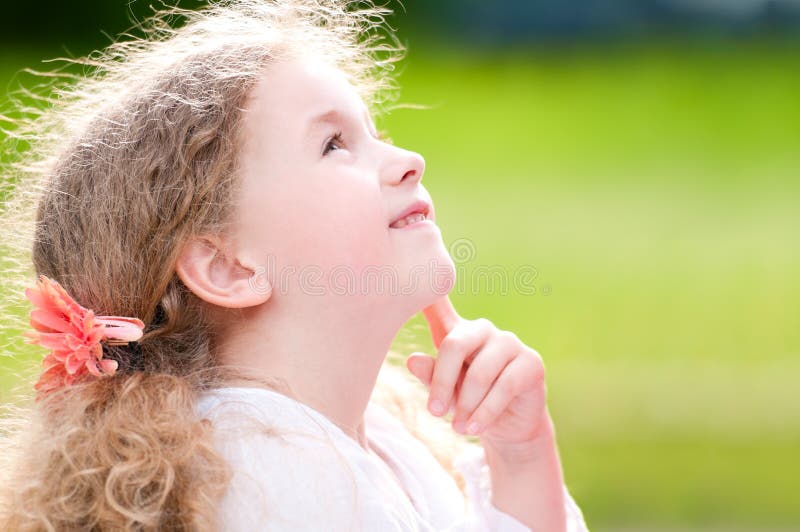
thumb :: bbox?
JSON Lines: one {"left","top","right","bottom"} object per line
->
{"left": 406, "top": 352, "right": 435, "bottom": 388}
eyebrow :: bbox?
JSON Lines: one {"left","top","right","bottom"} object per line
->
{"left": 305, "top": 108, "right": 379, "bottom": 139}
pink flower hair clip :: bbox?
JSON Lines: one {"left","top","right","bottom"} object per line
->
{"left": 23, "top": 274, "right": 145, "bottom": 399}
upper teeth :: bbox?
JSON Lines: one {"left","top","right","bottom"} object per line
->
{"left": 391, "top": 212, "right": 426, "bottom": 228}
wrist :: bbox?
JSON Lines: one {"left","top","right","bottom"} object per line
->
{"left": 479, "top": 411, "right": 568, "bottom": 532}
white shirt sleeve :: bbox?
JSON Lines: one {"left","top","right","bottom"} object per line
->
{"left": 452, "top": 444, "right": 590, "bottom": 532}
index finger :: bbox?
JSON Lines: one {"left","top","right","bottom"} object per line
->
{"left": 421, "top": 295, "right": 461, "bottom": 349}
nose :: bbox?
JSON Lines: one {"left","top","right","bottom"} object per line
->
{"left": 381, "top": 146, "right": 425, "bottom": 187}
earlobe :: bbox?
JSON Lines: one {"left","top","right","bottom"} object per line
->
{"left": 175, "top": 235, "right": 272, "bottom": 309}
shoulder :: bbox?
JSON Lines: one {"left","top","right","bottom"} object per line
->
{"left": 196, "top": 386, "right": 355, "bottom": 474}
{"left": 215, "top": 433, "right": 362, "bottom": 530}
{"left": 196, "top": 387, "right": 407, "bottom": 531}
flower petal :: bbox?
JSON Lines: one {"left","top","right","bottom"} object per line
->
{"left": 51, "top": 349, "right": 71, "bottom": 362}
{"left": 46, "top": 277, "right": 88, "bottom": 317}
{"left": 33, "top": 332, "right": 70, "bottom": 351}
{"left": 64, "top": 352, "right": 86, "bottom": 375}
{"left": 97, "top": 316, "right": 145, "bottom": 342}
{"left": 41, "top": 354, "right": 61, "bottom": 371}
{"left": 64, "top": 333, "right": 88, "bottom": 351}
{"left": 23, "top": 330, "right": 41, "bottom": 344}
{"left": 25, "top": 286, "right": 59, "bottom": 315}
{"left": 29, "top": 308, "right": 72, "bottom": 334}
{"left": 85, "top": 327, "right": 105, "bottom": 345}
{"left": 24, "top": 285, "right": 45, "bottom": 305}
{"left": 98, "top": 358, "right": 118, "bottom": 375}
{"left": 85, "top": 359, "right": 102, "bottom": 377}
{"left": 27, "top": 275, "right": 129, "bottom": 399}
{"left": 34, "top": 364, "right": 67, "bottom": 396}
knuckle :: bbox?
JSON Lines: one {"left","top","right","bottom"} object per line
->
{"left": 466, "top": 366, "right": 493, "bottom": 389}
{"left": 523, "top": 346, "right": 544, "bottom": 366}
{"left": 496, "top": 329, "right": 519, "bottom": 347}
{"left": 496, "top": 375, "right": 517, "bottom": 398}
{"left": 526, "top": 354, "right": 546, "bottom": 383}
{"left": 440, "top": 333, "right": 467, "bottom": 354}
{"left": 474, "top": 317, "right": 493, "bottom": 331}
{"left": 534, "top": 364, "right": 545, "bottom": 384}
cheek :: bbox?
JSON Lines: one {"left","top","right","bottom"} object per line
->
{"left": 239, "top": 176, "right": 390, "bottom": 271}
{"left": 303, "top": 187, "right": 390, "bottom": 268}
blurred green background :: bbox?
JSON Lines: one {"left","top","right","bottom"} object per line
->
{"left": 1, "top": 1, "right": 799, "bottom": 531}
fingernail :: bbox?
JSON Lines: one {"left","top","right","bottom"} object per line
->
{"left": 429, "top": 399, "right": 446, "bottom": 416}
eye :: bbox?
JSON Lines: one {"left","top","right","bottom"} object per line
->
{"left": 323, "top": 131, "right": 344, "bottom": 156}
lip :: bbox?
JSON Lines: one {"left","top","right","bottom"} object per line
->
{"left": 389, "top": 200, "right": 432, "bottom": 228}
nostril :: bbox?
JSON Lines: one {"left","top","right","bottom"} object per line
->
{"left": 401, "top": 169, "right": 417, "bottom": 183}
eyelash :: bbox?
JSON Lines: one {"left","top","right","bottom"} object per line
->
{"left": 323, "top": 131, "right": 344, "bottom": 155}
{"left": 322, "top": 130, "right": 392, "bottom": 155}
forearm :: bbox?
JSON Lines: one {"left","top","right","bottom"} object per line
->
{"left": 481, "top": 411, "right": 567, "bottom": 532}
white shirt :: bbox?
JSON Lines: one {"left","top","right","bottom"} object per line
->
{"left": 196, "top": 387, "right": 589, "bottom": 531}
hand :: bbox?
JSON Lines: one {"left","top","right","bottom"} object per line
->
{"left": 406, "top": 295, "right": 550, "bottom": 451}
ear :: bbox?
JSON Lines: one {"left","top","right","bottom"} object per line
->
{"left": 175, "top": 235, "right": 272, "bottom": 309}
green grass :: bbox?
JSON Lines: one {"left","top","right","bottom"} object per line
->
{"left": 2, "top": 39, "right": 799, "bottom": 530}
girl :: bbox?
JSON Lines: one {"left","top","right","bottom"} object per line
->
{"left": 0, "top": 1, "right": 589, "bottom": 530}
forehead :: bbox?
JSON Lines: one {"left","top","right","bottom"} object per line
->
{"left": 244, "top": 58, "right": 368, "bottom": 128}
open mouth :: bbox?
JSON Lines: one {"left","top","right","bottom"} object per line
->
{"left": 389, "top": 201, "right": 431, "bottom": 229}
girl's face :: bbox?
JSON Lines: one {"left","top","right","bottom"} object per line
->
{"left": 232, "top": 58, "right": 454, "bottom": 308}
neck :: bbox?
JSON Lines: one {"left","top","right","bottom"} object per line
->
{"left": 216, "top": 293, "right": 412, "bottom": 451}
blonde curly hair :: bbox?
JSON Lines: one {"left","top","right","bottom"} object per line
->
{"left": 0, "top": 1, "right": 475, "bottom": 529}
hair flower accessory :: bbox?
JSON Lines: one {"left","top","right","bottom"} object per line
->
{"left": 24, "top": 274, "right": 145, "bottom": 398}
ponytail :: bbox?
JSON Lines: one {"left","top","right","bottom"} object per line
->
{"left": 1, "top": 373, "right": 229, "bottom": 531}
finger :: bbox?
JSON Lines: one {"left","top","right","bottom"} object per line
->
{"left": 406, "top": 352, "right": 434, "bottom": 387}
{"left": 407, "top": 352, "right": 467, "bottom": 415}
{"left": 421, "top": 295, "right": 461, "bottom": 349}
{"left": 427, "top": 318, "right": 493, "bottom": 417}
{"left": 464, "top": 352, "right": 544, "bottom": 435}
{"left": 451, "top": 333, "right": 518, "bottom": 430}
